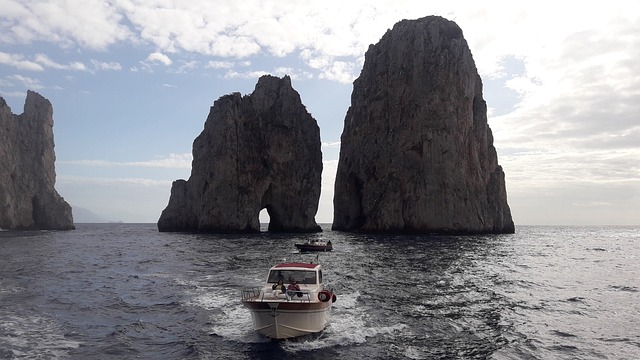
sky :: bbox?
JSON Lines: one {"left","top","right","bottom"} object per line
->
{"left": 1, "top": 1, "right": 638, "bottom": 225}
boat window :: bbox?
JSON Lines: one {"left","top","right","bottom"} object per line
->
{"left": 267, "top": 270, "right": 317, "bottom": 284}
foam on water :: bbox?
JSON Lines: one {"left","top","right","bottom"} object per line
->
{"left": 0, "top": 314, "right": 81, "bottom": 358}
{"left": 186, "top": 283, "right": 261, "bottom": 343}
{"left": 280, "top": 290, "right": 408, "bottom": 352}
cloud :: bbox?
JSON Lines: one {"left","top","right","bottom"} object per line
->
{"left": 0, "top": 52, "right": 104, "bottom": 72}
{"left": 272, "top": 67, "right": 313, "bottom": 80}
{"left": 33, "top": 54, "right": 86, "bottom": 71}
{"left": 59, "top": 153, "right": 192, "bottom": 169}
{"left": 317, "top": 60, "right": 357, "bottom": 83}
{"left": 322, "top": 141, "right": 340, "bottom": 149}
{"left": 4, "top": 74, "right": 44, "bottom": 89}
{"left": 223, "top": 69, "right": 269, "bottom": 80}
{"left": 118, "top": 1, "right": 263, "bottom": 57}
{"left": 175, "top": 60, "right": 198, "bottom": 73}
{"left": 0, "top": 51, "right": 44, "bottom": 71}
{"left": 145, "top": 52, "right": 172, "bottom": 66}
{"left": 0, "top": 90, "right": 27, "bottom": 99}
{"left": 0, "top": 0, "right": 130, "bottom": 49}
{"left": 206, "top": 61, "right": 236, "bottom": 69}
{"left": 90, "top": 59, "right": 122, "bottom": 71}
{"left": 58, "top": 175, "right": 170, "bottom": 187}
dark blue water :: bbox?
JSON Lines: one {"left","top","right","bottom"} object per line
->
{"left": 1, "top": 224, "right": 638, "bottom": 359}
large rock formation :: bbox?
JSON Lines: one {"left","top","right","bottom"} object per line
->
{"left": 0, "top": 91, "right": 75, "bottom": 230}
{"left": 158, "top": 75, "right": 322, "bottom": 233}
{"left": 333, "top": 16, "right": 514, "bottom": 234}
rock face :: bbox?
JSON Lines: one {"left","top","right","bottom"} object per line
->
{"left": 0, "top": 91, "right": 75, "bottom": 230}
{"left": 333, "top": 16, "right": 514, "bottom": 234}
{"left": 158, "top": 75, "right": 322, "bottom": 233}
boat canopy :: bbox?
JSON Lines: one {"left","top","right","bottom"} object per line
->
{"left": 274, "top": 262, "right": 319, "bottom": 269}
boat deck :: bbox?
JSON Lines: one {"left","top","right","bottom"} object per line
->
{"left": 241, "top": 287, "right": 317, "bottom": 303}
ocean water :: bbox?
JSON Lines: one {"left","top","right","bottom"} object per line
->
{"left": 0, "top": 223, "right": 638, "bottom": 359}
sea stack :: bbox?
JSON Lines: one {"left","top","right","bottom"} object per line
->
{"left": 158, "top": 75, "right": 322, "bottom": 233}
{"left": 0, "top": 91, "right": 75, "bottom": 230}
{"left": 333, "top": 16, "right": 514, "bottom": 234}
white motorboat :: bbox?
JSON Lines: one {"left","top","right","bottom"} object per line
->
{"left": 241, "top": 262, "right": 337, "bottom": 339}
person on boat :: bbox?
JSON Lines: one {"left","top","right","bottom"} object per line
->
{"left": 272, "top": 279, "right": 286, "bottom": 295}
{"left": 287, "top": 279, "right": 303, "bottom": 298}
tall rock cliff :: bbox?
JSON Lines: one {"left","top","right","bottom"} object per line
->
{"left": 333, "top": 16, "right": 514, "bottom": 234}
{"left": 0, "top": 91, "right": 75, "bottom": 230}
{"left": 158, "top": 75, "right": 322, "bottom": 233}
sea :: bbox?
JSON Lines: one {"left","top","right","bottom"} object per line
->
{"left": 0, "top": 223, "right": 638, "bottom": 360}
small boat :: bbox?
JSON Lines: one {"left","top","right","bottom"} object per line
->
{"left": 295, "top": 240, "right": 332, "bottom": 252}
{"left": 241, "top": 262, "right": 337, "bottom": 339}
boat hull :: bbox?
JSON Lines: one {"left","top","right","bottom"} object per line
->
{"left": 294, "top": 244, "right": 332, "bottom": 252}
{"left": 242, "top": 300, "right": 332, "bottom": 339}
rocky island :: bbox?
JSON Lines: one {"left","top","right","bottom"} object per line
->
{"left": 0, "top": 91, "right": 75, "bottom": 230}
{"left": 332, "top": 16, "right": 514, "bottom": 234}
{"left": 158, "top": 75, "right": 322, "bottom": 233}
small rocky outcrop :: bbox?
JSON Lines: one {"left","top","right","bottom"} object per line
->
{"left": 333, "top": 16, "right": 514, "bottom": 234}
{"left": 0, "top": 91, "right": 75, "bottom": 230}
{"left": 158, "top": 75, "right": 322, "bottom": 233}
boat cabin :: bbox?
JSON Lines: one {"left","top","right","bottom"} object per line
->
{"left": 267, "top": 262, "right": 323, "bottom": 285}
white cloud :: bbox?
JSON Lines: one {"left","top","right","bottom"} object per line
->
{"left": 302, "top": 51, "right": 360, "bottom": 84}
{"left": 0, "top": 51, "right": 44, "bottom": 71}
{"left": 58, "top": 175, "right": 170, "bottom": 187}
{"left": 272, "top": 67, "right": 313, "bottom": 80}
{"left": 34, "top": 54, "right": 86, "bottom": 71}
{"left": 90, "top": 59, "right": 122, "bottom": 71}
{"left": 322, "top": 141, "right": 340, "bottom": 149}
{"left": 59, "top": 153, "right": 192, "bottom": 169}
{"left": 175, "top": 60, "right": 198, "bottom": 73}
{"left": 0, "top": 90, "right": 27, "bottom": 99}
{"left": 0, "top": 52, "right": 91, "bottom": 73}
{"left": 206, "top": 60, "right": 251, "bottom": 70}
{"left": 146, "top": 52, "right": 172, "bottom": 66}
{"left": 5, "top": 74, "right": 44, "bottom": 89}
{"left": 223, "top": 69, "right": 269, "bottom": 80}
{"left": 317, "top": 60, "right": 357, "bottom": 83}
{"left": 206, "top": 61, "right": 235, "bottom": 69}
{"left": 0, "top": 0, "right": 130, "bottom": 49}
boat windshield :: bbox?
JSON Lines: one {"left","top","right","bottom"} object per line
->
{"left": 268, "top": 270, "right": 317, "bottom": 285}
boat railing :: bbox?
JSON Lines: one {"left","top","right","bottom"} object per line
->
{"left": 241, "top": 286, "right": 316, "bottom": 303}
{"left": 286, "top": 290, "right": 313, "bottom": 302}
{"left": 241, "top": 287, "right": 264, "bottom": 301}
